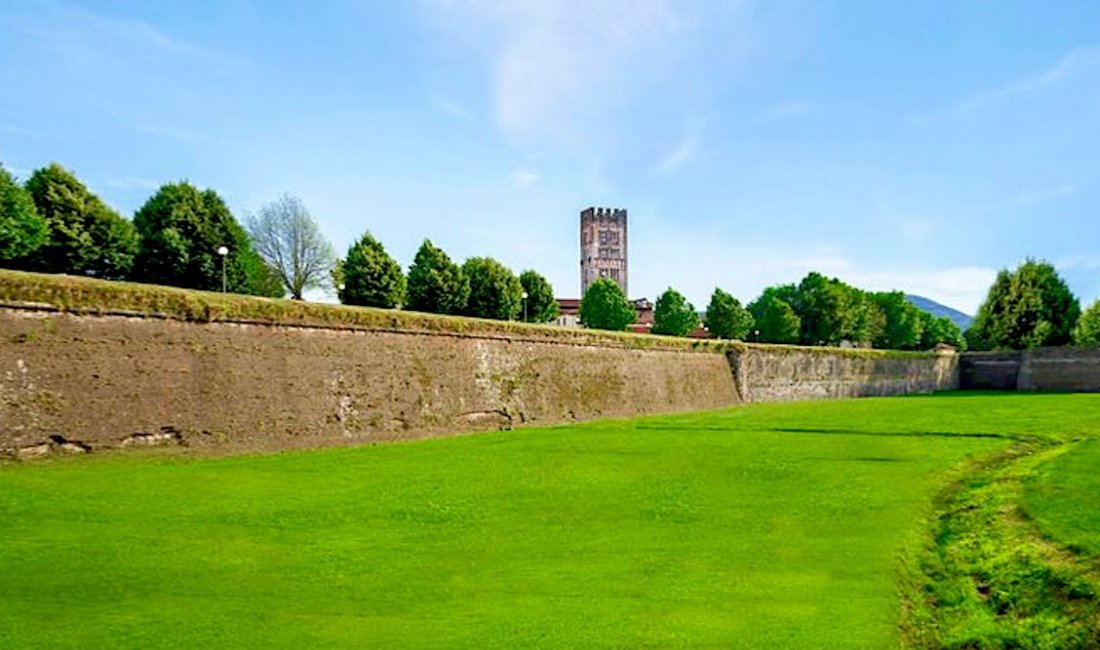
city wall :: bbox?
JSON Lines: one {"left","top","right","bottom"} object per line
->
{"left": 960, "top": 348, "right": 1100, "bottom": 392}
{"left": 0, "top": 271, "right": 958, "bottom": 456}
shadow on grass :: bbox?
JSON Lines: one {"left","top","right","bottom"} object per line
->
{"left": 634, "top": 423, "right": 1025, "bottom": 442}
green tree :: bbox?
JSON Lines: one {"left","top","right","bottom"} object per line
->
{"left": 1073, "top": 300, "right": 1100, "bottom": 346}
{"left": 579, "top": 277, "right": 636, "bottom": 331}
{"left": 22, "top": 163, "right": 137, "bottom": 279}
{"left": 0, "top": 164, "right": 47, "bottom": 263}
{"left": 653, "top": 287, "right": 699, "bottom": 337}
{"left": 918, "top": 311, "right": 966, "bottom": 350}
{"left": 519, "top": 269, "right": 559, "bottom": 323}
{"left": 754, "top": 296, "right": 801, "bottom": 343}
{"left": 795, "top": 272, "right": 858, "bottom": 346}
{"left": 246, "top": 194, "right": 335, "bottom": 299}
{"left": 705, "top": 288, "right": 753, "bottom": 339}
{"left": 463, "top": 257, "right": 523, "bottom": 320}
{"left": 134, "top": 182, "right": 266, "bottom": 294}
{"left": 339, "top": 232, "right": 405, "bottom": 308}
{"left": 406, "top": 239, "right": 469, "bottom": 315}
{"left": 967, "top": 259, "right": 1080, "bottom": 350}
{"left": 872, "top": 291, "right": 924, "bottom": 350}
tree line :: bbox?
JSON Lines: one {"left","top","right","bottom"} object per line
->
{"left": 3, "top": 161, "right": 1096, "bottom": 350}
{"left": 0, "top": 162, "right": 560, "bottom": 323}
{"left": 583, "top": 259, "right": 1100, "bottom": 352}
{"left": 580, "top": 273, "right": 966, "bottom": 350}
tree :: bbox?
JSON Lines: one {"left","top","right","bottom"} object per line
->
{"left": 246, "top": 195, "right": 335, "bottom": 299}
{"left": 405, "top": 239, "right": 469, "bottom": 315}
{"left": 872, "top": 291, "right": 924, "bottom": 350}
{"left": 579, "top": 277, "right": 636, "bottom": 331}
{"left": 966, "top": 259, "right": 1080, "bottom": 350}
{"left": 339, "top": 232, "right": 405, "bottom": 308}
{"left": 796, "top": 272, "right": 859, "bottom": 346}
{"left": 0, "top": 164, "right": 47, "bottom": 263}
{"left": 705, "top": 288, "right": 753, "bottom": 340}
{"left": 1073, "top": 300, "right": 1100, "bottom": 346}
{"left": 918, "top": 311, "right": 966, "bottom": 350}
{"left": 133, "top": 182, "right": 267, "bottom": 294}
{"left": 653, "top": 287, "right": 699, "bottom": 336}
{"left": 753, "top": 296, "right": 801, "bottom": 343}
{"left": 519, "top": 270, "right": 559, "bottom": 323}
{"left": 22, "top": 163, "right": 137, "bottom": 279}
{"left": 463, "top": 257, "right": 523, "bottom": 320}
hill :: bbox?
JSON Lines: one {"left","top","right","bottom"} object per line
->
{"left": 906, "top": 294, "right": 972, "bottom": 330}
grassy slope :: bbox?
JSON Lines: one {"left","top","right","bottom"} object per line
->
{"left": 1024, "top": 438, "right": 1100, "bottom": 555}
{"left": 1, "top": 394, "right": 1097, "bottom": 648}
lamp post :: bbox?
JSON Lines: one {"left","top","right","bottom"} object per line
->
{"left": 522, "top": 291, "right": 528, "bottom": 322}
{"left": 338, "top": 283, "right": 345, "bottom": 303}
{"left": 216, "top": 246, "right": 229, "bottom": 293}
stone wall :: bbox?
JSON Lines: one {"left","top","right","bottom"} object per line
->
{"left": 0, "top": 268, "right": 963, "bottom": 456}
{"left": 961, "top": 348, "right": 1100, "bottom": 392}
{"left": 0, "top": 308, "right": 739, "bottom": 453}
{"left": 729, "top": 344, "right": 959, "bottom": 403}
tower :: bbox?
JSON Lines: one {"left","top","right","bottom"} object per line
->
{"left": 580, "top": 207, "right": 628, "bottom": 297}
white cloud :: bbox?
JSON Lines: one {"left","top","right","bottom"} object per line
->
{"left": 898, "top": 219, "right": 934, "bottom": 243}
{"left": 656, "top": 132, "right": 698, "bottom": 174}
{"left": 100, "top": 175, "right": 162, "bottom": 191}
{"left": 1015, "top": 183, "right": 1078, "bottom": 205}
{"left": 760, "top": 100, "right": 814, "bottom": 122}
{"left": 917, "top": 45, "right": 1100, "bottom": 123}
{"left": 430, "top": 94, "right": 473, "bottom": 121}
{"left": 139, "top": 124, "right": 198, "bottom": 140}
{"left": 43, "top": 3, "right": 250, "bottom": 72}
{"left": 510, "top": 168, "right": 539, "bottom": 188}
{"left": 1057, "top": 254, "right": 1100, "bottom": 272}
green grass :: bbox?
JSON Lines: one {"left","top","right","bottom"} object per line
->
{"left": 1024, "top": 438, "right": 1100, "bottom": 556}
{"left": 1, "top": 393, "right": 1098, "bottom": 648}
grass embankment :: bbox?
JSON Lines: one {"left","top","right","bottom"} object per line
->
{"left": 0, "top": 268, "right": 936, "bottom": 359}
{"left": 902, "top": 399, "right": 1100, "bottom": 649}
{"left": 1, "top": 394, "right": 1097, "bottom": 648}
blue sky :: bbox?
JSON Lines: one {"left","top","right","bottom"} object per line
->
{"left": 2, "top": 0, "right": 1098, "bottom": 313}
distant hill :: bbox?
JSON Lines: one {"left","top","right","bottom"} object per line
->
{"left": 906, "top": 295, "right": 973, "bottom": 331}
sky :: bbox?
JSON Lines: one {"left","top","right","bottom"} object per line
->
{"left": 2, "top": 0, "right": 1099, "bottom": 314}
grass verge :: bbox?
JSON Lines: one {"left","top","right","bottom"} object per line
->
{"left": 901, "top": 437, "right": 1100, "bottom": 649}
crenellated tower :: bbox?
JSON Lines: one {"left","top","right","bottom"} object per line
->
{"left": 580, "top": 207, "right": 628, "bottom": 297}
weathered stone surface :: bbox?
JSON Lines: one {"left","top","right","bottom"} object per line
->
{"left": 0, "top": 310, "right": 739, "bottom": 453}
{"left": 961, "top": 348, "right": 1100, "bottom": 392}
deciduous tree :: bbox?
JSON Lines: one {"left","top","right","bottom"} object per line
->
{"left": 705, "top": 288, "right": 753, "bottom": 340}
{"left": 872, "top": 291, "right": 924, "bottom": 350}
{"left": 246, "top": 195, "right": 335, "bottom": 299}
{"left": 405, "top": 239, "right": 468, "bottom": 315}
{"left": 653, "top": 287, "right": 699, "bottom": 336}
{"left": 579, "top": 277, "right": 635, "bottom": 331}
{"left": 22, "top": 163, "right": 136, "bottom": 279}
{"left": 0, "top": 165, "right": 46, "bottom": 263}
{"left": 519, "top": 269, "right": 559, "bottom": 323}
{"left": 1073, "top": 300, "right": 1100, "bottom": 347}
{"left": 463, "top": 256, "right": 523, "bottom": 320}
{"left": 752, "top": 296, "right": 801, "bottom": 343}
{"left": 133, "top": 182, "right": 265, "bottom": 294}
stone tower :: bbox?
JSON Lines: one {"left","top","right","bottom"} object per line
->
{"left": 580, "top": 207, "right": 628, "bottom": 297}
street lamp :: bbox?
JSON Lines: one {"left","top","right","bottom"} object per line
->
{"left": 337, "top": 283, "right": 345, "bottom": 303}
{"left": 522, "top": 291, "right": 528, "bottom": 322}
{"left": 216, "top": 246, "right": 229, "bottom": 293}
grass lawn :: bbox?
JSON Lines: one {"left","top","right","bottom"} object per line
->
{"left": 1024, "top": 437, "right": 1100, "bottom": 556}
{"left": 1, "top": 393, "right": 1098, "bottom": 648}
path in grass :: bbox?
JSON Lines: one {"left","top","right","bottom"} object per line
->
{"left": 1, "top": 393, "right": 1098, "bottom": 648}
